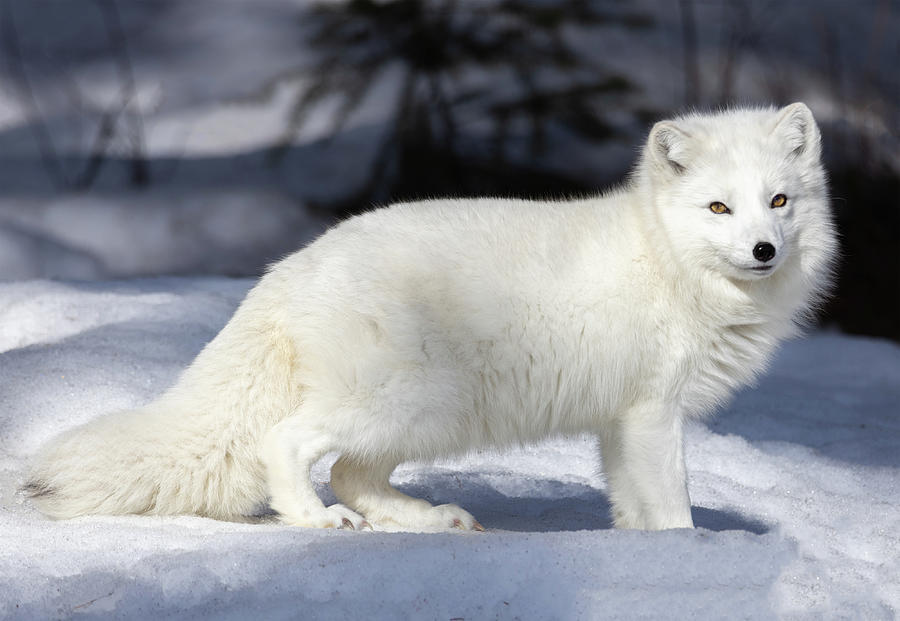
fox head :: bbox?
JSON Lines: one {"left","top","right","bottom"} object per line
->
{"left": 640, "top": 103, "right": 836, "bottom": 290}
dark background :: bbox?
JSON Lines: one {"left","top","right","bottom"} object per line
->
{"left": 0, "top": 0, "right": 897, "bottom": 341}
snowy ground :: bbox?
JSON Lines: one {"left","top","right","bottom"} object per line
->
{"left": 0, "top": 278, "right": 898, "bottom": 619}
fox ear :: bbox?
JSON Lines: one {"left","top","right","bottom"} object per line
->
{"left": 648, "top": 121, "right": 692, "bottom": 175}
{"left": 773, "top": 102, "right": 821, "bottom": 160}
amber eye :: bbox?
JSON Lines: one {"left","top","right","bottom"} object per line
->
{"left": 709, "top": 201, "right": 730, "bottom": 214}
{"left": 771, "top": 194, "right": 787, "bottom": 208}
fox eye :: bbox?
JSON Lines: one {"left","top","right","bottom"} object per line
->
{"left": 771, "top": 194, "right": 787, "bottom": 208}
{"left": 709, "top": 201, "right": 730, "bottom": 214}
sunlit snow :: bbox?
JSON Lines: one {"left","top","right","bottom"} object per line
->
{"left": 0, "top": 279, "right": 897, "bottom": 618}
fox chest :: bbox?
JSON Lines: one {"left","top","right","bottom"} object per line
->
{"left": 664, "top": 323, "right": 777, "bottom": 417}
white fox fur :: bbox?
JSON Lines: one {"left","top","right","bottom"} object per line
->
{"left": 27, "top": 104, "right": 836, "bottom": 531}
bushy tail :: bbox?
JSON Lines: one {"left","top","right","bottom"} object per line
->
{"left": 25, "top": 284, "right": 298, "bottom": 520}
{"left": 24, "top": 405, "right": 256, "bottom": 520}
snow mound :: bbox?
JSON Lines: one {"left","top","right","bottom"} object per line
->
{"left": 0, "top": 192, "right": 327, "bottom": 280}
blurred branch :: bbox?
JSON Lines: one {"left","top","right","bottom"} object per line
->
{"left": 715, "top": 0, "right": 774, "bottom": 105}
{"left": 0, "top": 0, "right": 148, "bottom": 190}
{"left": 74, "top": 107, "right": 122, "bottom": 189}
{"left": 678, "top": 0, "right": 700, "bottom": 106}
{"left": 1, "top": 0, "right": 67, "bottom": 187}
{"left": 97, "top": 0, "right": 149, "bottom": 187}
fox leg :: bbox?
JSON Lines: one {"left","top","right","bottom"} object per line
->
{"left": 599, "top": 406, "right": 694, "bottom": 530}
{"left": 260, "top": 417, "right": 368, "bottom": 529}
{"left": 330, "top": 456, "right": 484, "bottom": 532}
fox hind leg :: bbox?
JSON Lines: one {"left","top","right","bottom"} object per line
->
{"left": 330, "top": 456, "right": 484, "bottom": 532}
{"left": 260, "top": 417, "right": 368, "bottom": 529}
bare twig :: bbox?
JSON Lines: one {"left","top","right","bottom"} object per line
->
{"left": 1, "top": 0, "right": 149, "bottom": 189}
{"left": 678, "top": 0, "right": 701, "bottom": 106}
{"left": 72, "top": 591, "right": 115, "bottom": 611}
{"left": 97, "top": 0, "right": 149, "bottom": 186}
{"left": 1, "top": 0, "right": 68, "bottom": 187}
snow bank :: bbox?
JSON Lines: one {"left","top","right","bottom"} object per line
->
{"left": 0, "top": 279, "right": 898, "bottom": 619}
{"left": 0, "top": 192, "right": 327, "bottom": 281}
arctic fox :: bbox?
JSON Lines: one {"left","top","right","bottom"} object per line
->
{"left": 27, "top": 103, "right": 836, "bottom": 531}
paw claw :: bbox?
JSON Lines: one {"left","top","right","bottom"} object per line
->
{"left": 473, "top": 520, "right": 485, "bottom": 532}
{"left": 360, "top": 520, "right": 373, "bottom": 530}
{"left": 340, "top": 517, "right": 354, "bottom": 530}
{"left": 452, "top": 518, "right": 464, "bottom": 529}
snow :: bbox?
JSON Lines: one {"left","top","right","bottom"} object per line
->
{"left": 0, "top": 278, "right": 898, "bottom": 618}
{"left": 0, "top": 192, "right": 327, "bottom": 280}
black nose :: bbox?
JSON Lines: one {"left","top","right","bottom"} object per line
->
{"left": 753, "top": 242, "right": 776, "bottom": 262}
